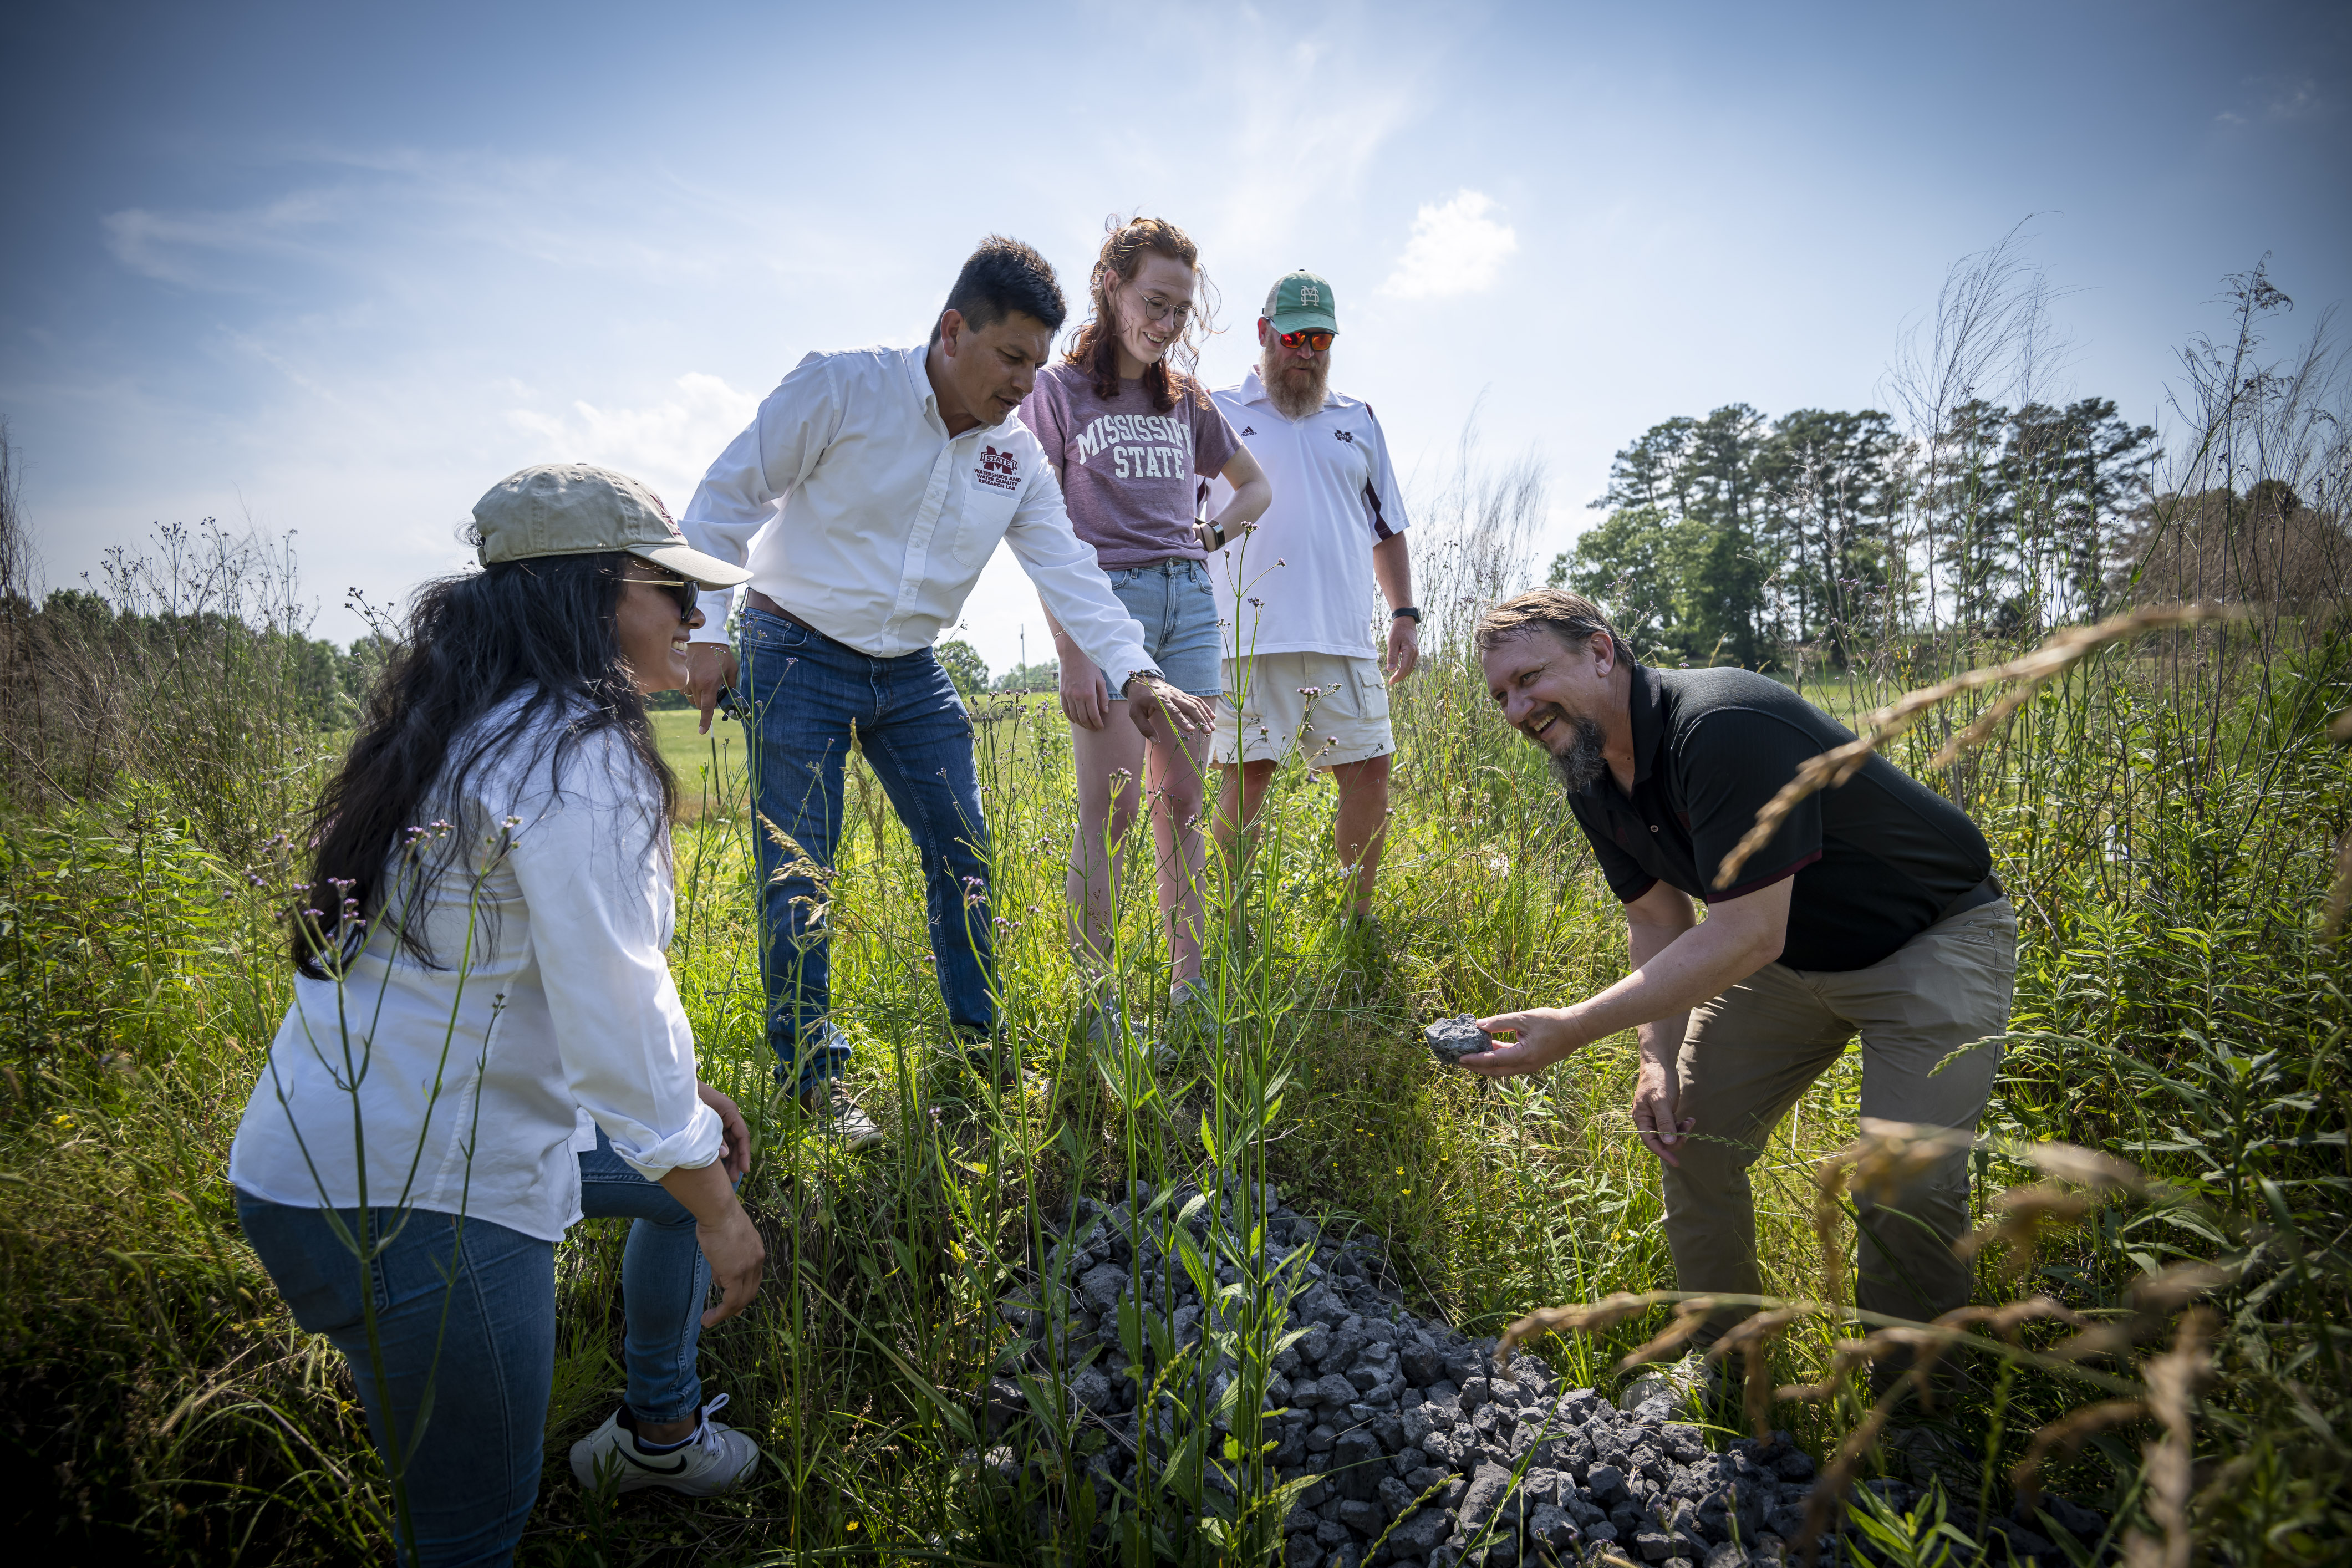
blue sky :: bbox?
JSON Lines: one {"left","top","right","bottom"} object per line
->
{"left": 3, "top": 0, "right": 2345, "bottom": 669}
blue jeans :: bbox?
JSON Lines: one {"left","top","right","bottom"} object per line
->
{"left": 1103, "top": 558, "right": 1221, "bottom": 700}
{"left": 234, "top": 1131, "right": 708, "bottom": 1566}
{"left": 739, "top": 605, "right": 994, "bottom": 1087}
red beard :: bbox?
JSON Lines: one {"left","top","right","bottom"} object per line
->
{"left": 1263, "top": 353, "right": 1330, "bottom": 420}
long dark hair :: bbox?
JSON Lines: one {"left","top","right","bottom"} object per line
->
{"left": 293, "top": 551, "right": 680, "bottom": 975}
{"left": 1063, "top": 215, "right": 1218, "bottom": 415}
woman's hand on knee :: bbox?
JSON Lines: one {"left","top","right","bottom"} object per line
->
{"left": 659, "top": 1159, "right": 767, "bottom": 1326}
{"left": 695, "top": 1204, "right": 766, "bottom": 1328}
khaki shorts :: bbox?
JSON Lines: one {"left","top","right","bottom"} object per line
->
{"left": 1211, "top": 652, "right": 1394, "bottom": 767}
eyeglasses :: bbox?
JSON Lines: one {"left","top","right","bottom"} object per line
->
{"left": 623, "top": 574, "right": 700, "bottom": 618}
{"left": 1277, "top": 329, "right": 1335, "bottom": 352}
{"left": 1137, "top": 292, "right": 1194, "bottom": 326}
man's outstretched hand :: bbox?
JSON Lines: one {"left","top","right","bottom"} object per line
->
{"left": 1458, "top": 1007, "right": 1587, "bottom": 1077}
{"left": 686, "top": 643, "right": 739, "bottom": 735}
{"left": 1127, "top": 675, "right": 1213, "bottom": 745}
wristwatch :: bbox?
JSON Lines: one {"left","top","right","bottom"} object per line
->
{"left": 1194, "top": 517, "right": 1226, "bottom": 552}
{"left": 1392, "top": 606, "right": 1422, "bottom": 622}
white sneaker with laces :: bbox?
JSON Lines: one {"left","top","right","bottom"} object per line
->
{"left": 569, "top": 1392, "right": 761, "bottom": 1497}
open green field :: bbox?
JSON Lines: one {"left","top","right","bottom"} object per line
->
{"left": 3, "top": 572, "right": 2348, "bottom": 1564}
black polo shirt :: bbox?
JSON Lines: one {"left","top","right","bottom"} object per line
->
{"left": 1565, "top": 664, "right": 1995, "bottom": 971}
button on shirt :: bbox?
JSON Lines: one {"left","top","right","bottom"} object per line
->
{"left": 1567, "top": 664, "right": 1995, "bottom": 972}
{"left": 680, "top": 345, "right": 1152, "bottom": 688}
{"left": 1203, "top": 369, "right": 1411, "bottom": 659}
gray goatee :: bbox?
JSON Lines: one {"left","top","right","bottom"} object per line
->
{"left": 1547, "top": 714, "right": 1610, "bottom": 795}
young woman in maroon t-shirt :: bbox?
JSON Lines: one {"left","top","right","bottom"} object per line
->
{"left": 1019, "top": 217, "right": 1270, "bottom": 1053}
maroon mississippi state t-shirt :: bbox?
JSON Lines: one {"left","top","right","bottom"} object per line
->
{"left": 1019, "top": 363, "right": 1243, "bottom": 568}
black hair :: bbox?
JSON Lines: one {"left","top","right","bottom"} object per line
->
{"left": 293, "top": 552, "right": 680, "bottom": 975}
{"left": 931, "top": 235, "right": 1067, "bottom": 345}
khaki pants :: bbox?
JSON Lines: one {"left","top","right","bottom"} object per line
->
{"left": 1663, "top": 900, "right": 2017, "bottom": 1328}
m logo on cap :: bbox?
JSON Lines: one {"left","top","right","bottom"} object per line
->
{"left": 1301, "top": 283, "right": 1320, "bottom": 306}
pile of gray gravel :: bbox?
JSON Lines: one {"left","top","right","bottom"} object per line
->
{"left": 983, "top": 1180, "right": 1819, "bottom": 1567}
{"left": 984, "top": 1180, "right": 2109, "bottom": 1566}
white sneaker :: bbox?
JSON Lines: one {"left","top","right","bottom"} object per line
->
{"left": 569, "top": 1392, "right": 761, "bottom": 1497}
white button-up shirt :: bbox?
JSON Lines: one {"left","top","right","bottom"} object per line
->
{"left": 230, "top": 702, "right": 722, "bottom": 1245}
{"left": 1205, "top": 369, "right": 1411, "bottom": 660}
{"left": 680, "top": 345, "right": 1154, "bottom": 688}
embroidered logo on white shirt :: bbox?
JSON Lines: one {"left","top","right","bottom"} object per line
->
{"left": 975, "top": 445, "right": 1021, "bottom": 490}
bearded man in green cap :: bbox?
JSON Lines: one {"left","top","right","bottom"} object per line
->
{"left": 1201, "top": 270, "right": 1419, "bottom": 923}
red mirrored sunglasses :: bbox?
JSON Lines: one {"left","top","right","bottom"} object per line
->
{"left": 1277, "top": 329, "right": 1335, "bottom": 351}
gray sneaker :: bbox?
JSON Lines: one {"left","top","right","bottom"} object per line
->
{"left": 798, "top": 1081, "right": 882, "bottom": 1148}
{"left": 1166, "top": 978, "right": 1222, "bottom": 1042}
{"left": 1081, "top": 992, "right": 1127, "bottom": 1049}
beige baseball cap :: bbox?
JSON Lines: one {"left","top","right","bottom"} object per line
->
{"left": 470, "top": 463, "right": 750, "bottom": 589}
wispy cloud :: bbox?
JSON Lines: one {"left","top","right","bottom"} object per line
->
{"left": 505, "top": 373, "right": 761, "bottom": 512}
{"left": 1381, "top": 191, "right": 1518, "bottom": 300}
{"left": 101, "top": 192, "right": 344, "bottom": 290}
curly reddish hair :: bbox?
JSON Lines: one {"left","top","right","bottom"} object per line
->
{"left": 1062, "top": 214, "right": 1219, "bottom": 414}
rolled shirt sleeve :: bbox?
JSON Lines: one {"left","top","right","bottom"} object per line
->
{"left": 500, "top": 734, "right": 722, "bottom": 1181}
{"left": 1002, "top": 462, "right": 1155, "bottom": 691}
{"left": 678, "top": 352, "right": 842, "bottom": 645}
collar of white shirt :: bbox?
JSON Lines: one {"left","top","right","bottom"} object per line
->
{"left": 899, "top": 341, "right": 1022, "bottom": 440}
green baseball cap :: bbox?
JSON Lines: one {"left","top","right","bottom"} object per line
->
{"left": 470, "top": 464, "right": 750, "bottom": 588}
{"left": 1263, "top": 269, "right": 1338, "bottom": 334}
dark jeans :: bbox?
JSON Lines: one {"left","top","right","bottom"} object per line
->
{"left": 739, "top": 605, "right": 994, "bottom": 1087}
{"left": 235, "top": 1131, "right": 709, "bottom": 1566}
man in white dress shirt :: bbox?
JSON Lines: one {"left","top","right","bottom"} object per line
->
{"left": 680, "top": 237, "right": 1210, "bottom": 1142}
{"left": 1203, "top": 270, "right": 1419, "bottom": 923}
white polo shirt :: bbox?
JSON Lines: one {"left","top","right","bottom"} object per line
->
{"left": 1205, "top": 369, "right": 1411, "bottom": 660}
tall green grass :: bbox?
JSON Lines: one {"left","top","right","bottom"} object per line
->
{"left": 2, "top": 328, "right": 2348, "bottom": 1559}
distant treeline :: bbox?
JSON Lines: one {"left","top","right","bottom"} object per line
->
{"left": 4, "top": 587, "right": 390, "bottom": 729}
{"left": 1552, "top": 398, "right": 2188, "bottom": 669}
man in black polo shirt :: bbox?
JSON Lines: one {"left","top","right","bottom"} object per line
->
{"left": 1458, "top": 588, "right": 2015, "bottom": 1335}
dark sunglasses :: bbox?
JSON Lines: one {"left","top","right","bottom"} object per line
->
{"left": 1277, "top": 329, "right": 1335, "bottom": 351}
{"left": 624, "top": 573, "right": 701, "bottom": 618}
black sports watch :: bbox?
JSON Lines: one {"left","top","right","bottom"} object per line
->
{"left": 1392, "top": 606, "right": 1422, "bottom": 623}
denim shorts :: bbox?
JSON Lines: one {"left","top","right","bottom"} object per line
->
{"left": 1104, "top": 557, "right": 1221, "bottom": 699}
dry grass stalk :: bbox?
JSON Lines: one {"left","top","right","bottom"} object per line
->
{"left": 1706, "top": 1306, "right": 1812, "bottom": 1440}
{"left": 1932, "top": 1295, "right": 2090, "bottom": 1342}
{"left": 1773, "top": 1339, "right": 1875, "bottom": 1408}
{"left": 1957, "top": 1184, "right": 2093, "bottom": 1277}
{"left": 2010, "top": 1141, "right": 2149, "bottom": 1199}
{"left": 2121, "top": 1310, "right": 2216, "bottom": 1568}
{"left": 1713, "top": 603, "right": 2236, "bottom": 888}
{"left": 1814, "top": 1122, "right": 1976, "bottom": 1302}
{"left": 1495, "top": 1290, "right": 1677, "bottom": 1365}
{"left": 1613, "top": 1299, "right": 1718, "bottom": 1371}
{"left": 2010, "top": 1398, "right": 2146, "bottom": 1506}
{"left": 1795, "top": 1394, "right": 1899, "bottom": 1567}
{"left": 1813, "top": 1154, "right": 1854, "bottom": 1305}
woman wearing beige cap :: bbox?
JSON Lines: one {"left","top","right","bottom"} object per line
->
{"left": 227, "top": 465, "right": 766, "bottom": 1563}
